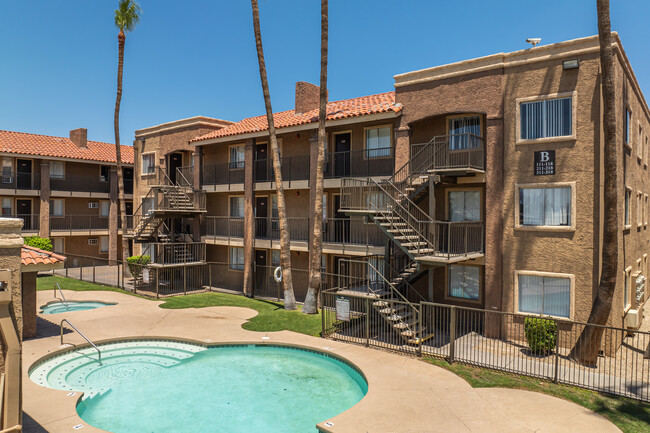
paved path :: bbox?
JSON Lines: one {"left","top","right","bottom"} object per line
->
{"left": 23, "top": 290, "right": 621, "bottom": 433}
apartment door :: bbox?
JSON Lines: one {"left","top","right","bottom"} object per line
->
{"left": 255, "top": 143, "right": 268, "bottom": 182}
{"left": 168, "top": 153, "right": 183, "bottom": 185}
{"left": 16, "top": 199, "right": 31, "bottom": 230}
{"left": 334, "top": 133, "right": 351, "bottom": 177}
{"left": 333, "top": 195, "right": 350, "bottom": 243}
{"left": 255, "top": 249, "right": 267, "bottom": 292}
{"left": 123, "top": 167, "right": 134, "bottom": 194}
{"left": 255, "top": 196, "right": 268, "bottom": 238}
{"left": 125, "top": 202, "right": 133, "bottom": 215}
{"left": 16, "top": 159, "right": 32, "bottom": 190}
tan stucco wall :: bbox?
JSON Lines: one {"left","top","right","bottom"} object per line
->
{"left": 21, "top": 272, "right": 37, "bottom": 339}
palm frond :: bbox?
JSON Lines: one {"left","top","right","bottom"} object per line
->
{"left": 114, "top": 0, "right": 142, "bottom": 32}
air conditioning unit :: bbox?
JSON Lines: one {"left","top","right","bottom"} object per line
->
{"left": 88, "top": 238, "right": 99, "bottom": 245}
{"left": 88, "top": 202, "right": 99, "bottom": 209}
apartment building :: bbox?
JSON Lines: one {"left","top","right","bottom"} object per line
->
{"left": 0, "top": 128, "right": 134, "bottom": 260}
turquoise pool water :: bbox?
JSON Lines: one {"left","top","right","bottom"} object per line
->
{"left": 39, "top": 301, "right": 114, "bottom": 315}
{"left": 30, "top": 340, "right": 367, "bottom": 432}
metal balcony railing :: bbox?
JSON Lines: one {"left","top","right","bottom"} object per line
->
{"left": 253, "top": 155, "right": 310, "bottom": 183}
{"left": 0, "top": 171, "right": 41, "bottom": 190}
{"left": 50, "top": 215, "right": 109, "bottom": 231}
{"left": 323, "top": 147, "right": 394, "bottom": 179}
{"left": 4, "top": 214, "right": 39, "bottom": 231}
{"left": 410, "top": 133, "right": 484, "bottom": 173}
{"left": 50, "top": 174, "right": 111, "bottom": 193}
{"left": 141, "top": 242, "right": 206, "bottom": 265}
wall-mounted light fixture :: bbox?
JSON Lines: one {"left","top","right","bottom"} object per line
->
{"left": 563, "top": 59, "right": 580, "bottom": 70}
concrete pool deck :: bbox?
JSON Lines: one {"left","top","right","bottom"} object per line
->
{"left": 23, "top": 290, "right": 621, "bottom": 433}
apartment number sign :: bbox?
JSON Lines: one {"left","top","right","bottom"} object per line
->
{"left": 534, "top": 150, "right": 555, "bottom": 175}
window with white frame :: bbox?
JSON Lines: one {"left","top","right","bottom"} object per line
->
{"left": 50, "top": 199, "right": 64, "bottom": 217}
{"left": 100, "top": 236, "right": 109, "bottom": 253}
{"left": 230, "top": 247, "right": 244, "bottom": 270}
{"left": 520, "top": 96, "right": 572, "bottom": 140}
{"left": 519, "top": 186, "right": 571, "bottom": 226}
{"left": 366, "top": 191, "right": 388, "bottom": 210}
{"left": 448, "top": 265, "right": 480, "bottom": 301}
{"left": 449, "top": 191, "right": 481, "bottom": 222}
{"left": 365, "top": 126, "right": 391, "bottom": 158}
{"left": 142, "top": 153, "right": 155, "bottom": 175}
{"left": 449, "top": 116, "right": 481, "bottom": 149}
{"left": 2, "top": 158, "right": 12, "bottom": 182}
{"left": 638, "top": 192, "right": 643, "bottom": 226}
{"left": 230, "top": 145, "right": 245, "bottom": 169}
{"left": 50, "top": 161, "right": 65, "bottom": 179}
{"left": 100, "top": 201, "right": 110, "bottom": 217}
{"left": 52, "top": 237, "right": 64, "bottom": 253}
{"left": 624, "top": 108, "right": 631, "bottom": 145}
{"left": 229, "top": 196, "right": 244, "bottom": 218}
{"left": 518, "top": 273, "right": 571, "bottom": 318}
{"left": 625, "top": 188, "right": 631, "bottom": 227}
{"left": 1, "top": 199, "right": 11, "bottom": 216}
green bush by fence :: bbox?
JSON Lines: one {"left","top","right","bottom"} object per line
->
{"left": 524, "top": 316, "right": 557, "bottom": 355}
{"left": 127, "top": 255, "right": 150, "bottom": 278}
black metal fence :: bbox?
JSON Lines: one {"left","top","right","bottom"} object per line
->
{"left": 321, "top": 289, "right": 650, "bottom": 402}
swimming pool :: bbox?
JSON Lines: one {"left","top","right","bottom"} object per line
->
{"left": 29, "top": 339, "right": 367, "bottom": 432}
{"left": 39, "top": 301, "right": 115, "bottom": 315}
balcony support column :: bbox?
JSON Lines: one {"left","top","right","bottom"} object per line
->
{"left": 243, "top": 138, "right": 255, "bottom": 297}
{"left": 39, "top": 162, "right": 50, "bottom": 238}
{"left": 308, "top": 132, "right": 318, "bottom": 279}
{"left": 394, "top": 123, "right": 410, "bottom": 176}
{"left": 109, "top": 166, "right": 119, "bottom": 264}
{"left": 192, "top": 147, "right": 203, "bottom": 242}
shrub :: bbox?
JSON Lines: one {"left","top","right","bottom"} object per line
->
{"left": 24, "top": 236, "right": 53, "bottom": 252}
{"left": 524, "top": 316, "right": 557, "bottom": 355}
{"left": 127, "top": 255, "right": 150, "bottom": 278}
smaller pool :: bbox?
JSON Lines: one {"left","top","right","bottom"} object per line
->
{"left": 40, "top": 301, "right": 115, "bottom": 315}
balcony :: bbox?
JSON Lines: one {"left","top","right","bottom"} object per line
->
{"left": 0, "top": 172, "right": 41, "bottom": 192}
{"left": 141, "top": 242, "right": 206, "bottom": 265}
{"left": 201, "top": 147, "right": 394, "bottom": 189}
{"left": 50, "top": 215, "right": 109, "bottom": 233}
{"left": 202, "top": 216, "right": 386, "bottom": 250}
{"left": 417, "top": 220, "right": 484, "bottom": 264}
{"left": 5, "top": 214, "right": 39, "bottom": 232}
{"left": 50, "top": 174, "right": 110, "bottom": 194}
{"left": 410, "top": 134, "right": 484, "bottom": 175}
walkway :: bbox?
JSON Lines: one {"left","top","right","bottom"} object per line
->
{"left": 23, "top": 290, "right": 621, "bottom": 433}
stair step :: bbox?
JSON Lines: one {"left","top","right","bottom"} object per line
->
{"left": 394, "top": 235, "right": 419, "bottom": 240}
{"left": 402, "top": 242, "right": 427, "bottom": 247}
{"left": 409, "top": 248, "right": 435, "bottom": 254}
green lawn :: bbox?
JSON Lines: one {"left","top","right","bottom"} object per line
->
{"left": 425, "top": 358, "right": 650, "bottom": 433}
{"left": 159, "top": 292, "right": 322, "bottom": 337}
{"left": 36, "top": 275, "right": 144, "bottom": 298}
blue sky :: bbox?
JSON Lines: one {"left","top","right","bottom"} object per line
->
{"left": 1, "top": 0, "right": 648, "bottom": 145}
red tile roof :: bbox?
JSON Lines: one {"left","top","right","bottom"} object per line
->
{"left": 21, "top": 245, "right": 66, "bottom": 267}
{"left": 0, "top": 130, "right": 134, "bottom": 164}
{"left": 191, "top": 91, "right": 401, "bottom": 142}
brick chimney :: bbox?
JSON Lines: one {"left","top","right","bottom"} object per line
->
{"left": 70, "top": 128, "right": 88, "bottom": 148}
{"left": 295, "top": 81, "right": 321, "bottom": 114}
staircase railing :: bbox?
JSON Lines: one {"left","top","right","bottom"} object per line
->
{"left": 176, "top": 166, "right": 193, "bottom": 188}
{"left": 362, "top": 254, "right": 425, "bottom": 304}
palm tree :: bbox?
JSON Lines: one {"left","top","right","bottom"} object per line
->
{"left": 303, "top": 0, "right": 328, "bottom": 315}
{"left": 251, "top": 0, "right": 297, "bottom": 310}
{"left": 114, "top": 0, "right": 141, "bottom": 264}
{"left": 569, "top": 0, "right": 618, "bottom": 365}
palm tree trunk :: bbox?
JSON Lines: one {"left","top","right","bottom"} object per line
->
{"left": 569, "top": 0, "right": 618, "bottom": 365}
{"left": 251, "top": 0, "right": 296, "bottom": 310}
{"left": 303, "top": 0, "right": 328, "bottom": 315}
{"left": 114, "top": 30, "right": 131, "bottom": 266}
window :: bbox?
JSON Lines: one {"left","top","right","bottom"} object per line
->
{"left": 52, "top": 238, "right": 64, "bottom": 253}
{"left": 366, "top": 191, "right": 388, "bottom": 210}
{"left": 365, "top": 126, "right": 391, "bottom": 158}
{"left": 230, "top": 247, "right": 244, "bottom": 270}
{"left": 230, "top": 145, "right": 245, "bottom": 169}
{"left": 368, "top": 257, "right": 386, "bottom": 286}
{"left": 520, "top": 96, "right": 572, "bottom": 140}
{"left": 100, "top": 236, "right": 109, "bottom": 253}
{"left": 449, "top": 191, "right": 481, "bottom": 222}
{"left": 624, "top": 267, "right": 632, "bottom": 310}
{"left": 271, "top": 250, "right": 280, "bottom": 266}
{"left": 624, "top": 108, "right": 631, "bottom": 145}
{"left": 50, "top": 161, "right": 65, "bottom": 179}
{"left": 229, "top": 196, "right": 244, "bottom": 218}
{"left": 50, "top": 199, "right": 64, "bottom": 217}
{"left": 639, "top": 125, "right": 644, "bottom": 160}
{"left": 638, "top": 192, "right": 643, "bottom": 227}
{"left": 449, "top": 116, "right": 481, "bottom": 149}
{"left": 100, "top": 166, "right": 110, "bottom": 182}
{"left": 2, "top": 158, "right": 12, "bottom": 182}
{"left": 100, "top": 201, "right": 110, "bottom": 217}
{"left": 519, "top": 186, "right": 571, "bottom": 227}
{"left": 448, "top": 265, "right": 480, "bottom": 301}
{"left": 625, "top": 188, "right": 631, "bottom": 227}
{"left": 142, "top": 153, "right": 155, "bottom": 175}
{"left": 517, "top": 273, "right": 571, "bottom": 318}
{"left": 1, "top": 199, "right": 11, "bottom": 216}
{"left": 322, "top": 193, "right": 328, "bottom": 220}
{"left": 646, "top": 194, "right": 648, "bottom": 226}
